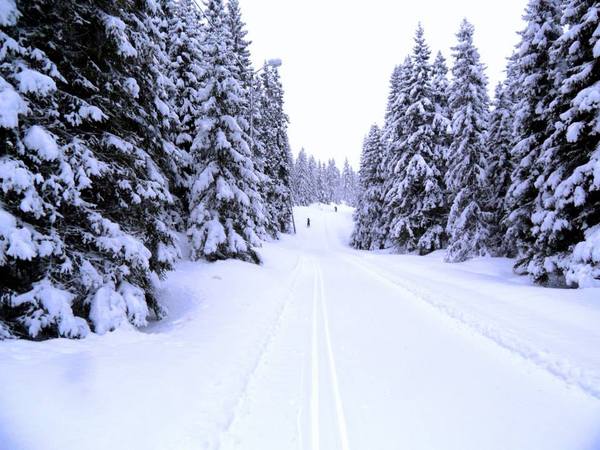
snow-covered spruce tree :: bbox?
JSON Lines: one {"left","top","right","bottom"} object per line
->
{"left": 226, "top": 0, "right": 253, "bottom": 89}
{"left": 316, "top": 161, "right": 327, "bottom": 203}
{"left": 307, "top": 155, "right": 319, "bottom": 203}
{"left": 529, "top": 0, "right": 600, "bottom": 287}
{"left": 0, "top": 3, "right": 80, "bottom": 338}
{"left": 325, "top": 159, "right": 342, "bottom": 204}
{"left": 504, "top": 0, "right": 563, "bottom": 276}
{"left": 226, "top": 0, "right": 286, "bottom": 239}
{"left": 226, "top": 0, "right": 258, "bottom": 177}
{"left": 351, "top": 125, "right": 387, "bottom": 250}
{"left": 187, "top": 0, "right": 264, "bottom": 263}
{"left": 486, "top": 81, "right": 516, "bottom": 255}
{"left": 226, "top": 0, "right": 267, "bottom": 198}
{"left": 257, "top": 64, "right": 294, "bottom": 235}
{"left": 380, "top": 57, "right": 414, "bottom": 245}
{"left": 386, "top": 25, "right": 446, "bottom": 254}
{"left": 0, "top": 0, "right": 178, "bottom": 339}
{"left": 164, "top": 0, "right": 205, "bottom": 201}
{"left": 383, "top": 65, "right": 403, "bottom": 138}
{"left": 374, "top": 63, "right": 403, "bottom": 244}
{"left": 430, "top": 51, "right": 451, "bottom": 180}
{"left": 341, "top": 158, "right": 358, "bottom": 206}
{"left": 444, "top": 19, "right": 492, "bottom": 263}
{"left": 292, "top": 149, "right": 312, "bottom": 206}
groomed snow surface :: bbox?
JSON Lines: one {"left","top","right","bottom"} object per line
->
{"left": 1, "top": 204, "right": 599, "bottom": 450}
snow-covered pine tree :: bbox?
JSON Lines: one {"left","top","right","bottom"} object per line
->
{"left": 246, "top": 71, "right": 272, "bottom": 210}
{"left": 1, "top": 0, "right": 178, "bottom": 338}
{"left": 386, "top": 25, "right": 446, "bottom": 254}
{"left": 226, "top": 0, "right": 267, "bottom": 204}
{"left": 504, "top": 0, "right": 563, "bottom": 277}
{"left": 445, "top": 19, "right": 492, "bottom": 262}
{"left": 341, "top": 158, "right": 358, "bottom": 205}
{"left": 351, "top": 125, "right": 387, "bottom": 249}
{"left": 257, "top": 64, "right": 294, "bottom": 235}
{"left": 530, "top": 0, "right": 600, "bottom": 287}
{"left": 148, "top": 0, "right": 188, "bottom": 214}
{"left": 325, "top": 159, "right": 342, "bottom": 204}
{"left": 316, "top": 161, "right": 327, "bottom": 203}
{"left": 307, "top": 155, "right": 319, "bottom": 203}
{"left": 486, "top": 81, "right": 516, "bottom": 255}
{"left": 375, "top": 63, "right": 403, "bottom": 244}
{"left": 0, "top": 2, "right": 80, "bottom": 339}
{"left": 187, "top": 0, "right": 265, "bottom": 263}
{"left": 292, "top": 149, "right": 312, "bottom": 206}
{"left": 380, "top": 57, "right": 414, "bottom": 245}
{"left": 383, "top": 65, "right": 403, "bottom": 137}
{"left": 164, "top": 0, "right": 205, "bottom": 200}
{"left": 430, "top": 51, "right": 451, "bottom": 181}
{"left": 225, "top": 0, "right": 255, "bottom": 167}
{"left": 226, "top": 0, "right": 252, "bottom": 89}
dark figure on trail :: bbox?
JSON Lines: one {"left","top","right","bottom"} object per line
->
{"left": 334, "top": 206, "right": 338, "bottom": 212}
{"left": 307, "top": 217, "right": 311, "bottom": 228}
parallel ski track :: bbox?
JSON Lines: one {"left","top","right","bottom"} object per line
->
{"left": 309, "top": 256, "right": 351, "bottom": 450}
{"left": 316, "top": 261, "right": 351, "bottom": 450}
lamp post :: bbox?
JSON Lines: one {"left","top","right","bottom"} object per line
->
{"left": 248, "top": 59, "right": 296, "bottom": 235}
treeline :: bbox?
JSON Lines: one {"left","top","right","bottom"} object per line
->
{"left": 291, "top": 149, "right": 358, "bottom": 206}
{"left": 0, "top": 0, "right": 293, "bottom": 339}
{"left": 352, "top": 0, "right": 599, "bottom": 288}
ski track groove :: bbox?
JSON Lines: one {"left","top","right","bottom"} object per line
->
{"left": 317, "top": 261, "right": 351, "bottom": 450}
{"left": 341, "top": 252, "right": 600, "bottom": 400}
{"left": 216, "top": 255, "right": 306, "bottom": 449}
{"left": 296, "top": 357, "right": 306, "bottom": 450}
{"left": 310, "top": 258, "right": 320, "bottom": 450}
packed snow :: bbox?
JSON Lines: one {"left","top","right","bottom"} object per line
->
{"left": 0, "top": 204, "right": 599, "bottom": 450}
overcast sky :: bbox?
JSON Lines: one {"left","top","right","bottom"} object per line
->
{"left": 243, "top": 0, "right": 527, "bottom": 169}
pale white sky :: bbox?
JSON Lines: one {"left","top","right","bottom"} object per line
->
{"left": 243, "top": 0, "right": 527, "bottom": 169}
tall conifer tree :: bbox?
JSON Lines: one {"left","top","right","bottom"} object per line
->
{"left": 445, "top": 20, "right": 492, "bottom": 262}
{"left": 0, "top": 0, "right": 178, "bottom": 338}
{"left": 532, "top": 0, "right": 600, "bottom": 286}
{"left": 504, "top": 0, "right": 563, "bottom": 275}
{"left": 352, "top": 126, "right": 387, "bottom": 250}
{"left": 387, "top": 25, "right": 446, "bottom": 254}
{"left": 187, "top": 0, "right": 265, "bottom": 263}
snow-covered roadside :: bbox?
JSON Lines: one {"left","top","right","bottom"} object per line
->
{"left": 0, "top": 240, "right": 303, "bottom": 450}
{"left": 340, "top": 247, "right": 600, "bottom": 399}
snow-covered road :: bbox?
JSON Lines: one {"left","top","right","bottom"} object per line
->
{"left": 1, "top": 205, "right": 599, "bottom": 450}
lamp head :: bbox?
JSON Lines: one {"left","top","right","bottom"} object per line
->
{"left": 266, "top": 58, "right": 282, "bottom": 68}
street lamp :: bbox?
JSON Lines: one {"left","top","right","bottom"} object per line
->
{"left": 266, "top": 58, "right": 282, "bottom": 68}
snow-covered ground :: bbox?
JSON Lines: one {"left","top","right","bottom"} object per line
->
{"left": 1, "top": 204, "right": 599, "bottom": 450}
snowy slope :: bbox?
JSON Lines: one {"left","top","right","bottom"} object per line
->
{"left": 0, "top": 204, "right": 599, "bottom": 450}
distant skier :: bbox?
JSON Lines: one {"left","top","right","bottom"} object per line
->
{"left": 307, "top": 217, "right": 311, "bottom": 228}
{"left": 334, "top": 206, "right": 338, "bottom": 212}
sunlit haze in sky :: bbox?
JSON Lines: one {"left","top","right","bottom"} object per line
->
{"left": 243, "top": 0, "right": 527, "bottom": 169}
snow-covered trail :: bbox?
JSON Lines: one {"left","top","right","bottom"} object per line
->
{"left": 0, "top": 205, "right": 599, "bottom": 450}
{"left": 216, "top": 206, "right": 600, "bottom": 450}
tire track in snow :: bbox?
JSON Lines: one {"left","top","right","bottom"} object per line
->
{"left": 316, "top": 261, "right": 351, "bottom": 450}
{"left": 216, "top": 255, "right": 306, "bottom": 449}
{"left": 341, "top": 252, "right": 600, "bottom": 400}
